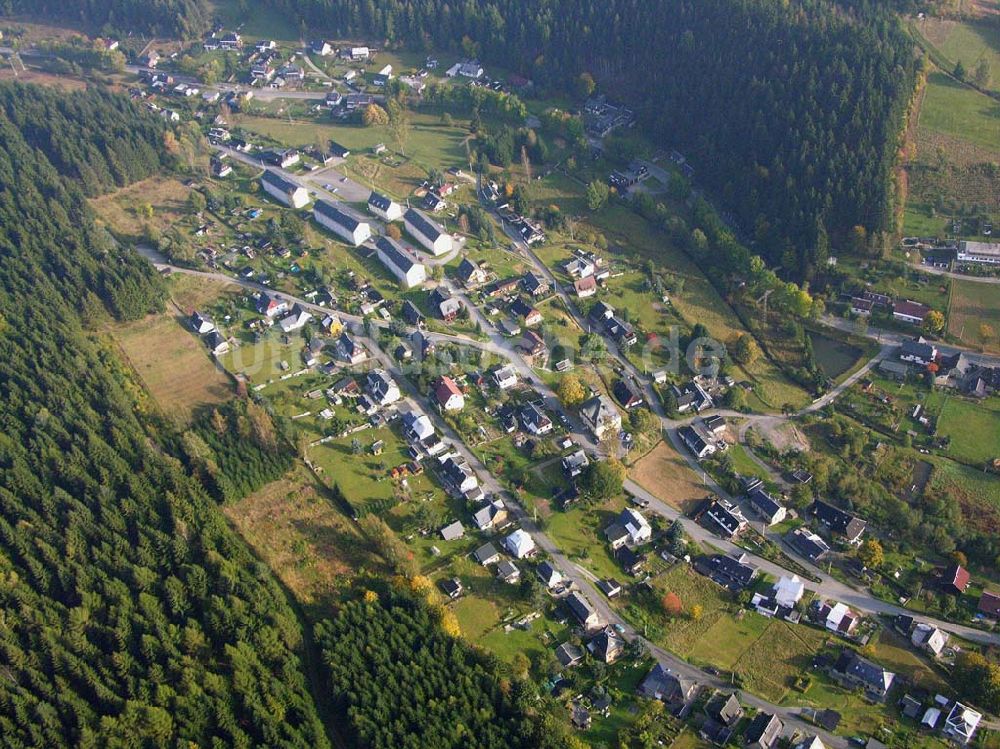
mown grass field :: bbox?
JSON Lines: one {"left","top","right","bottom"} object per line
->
{"left": 918, "top": 72, "right": 1000, "bottom": 151}
{"left": 112, "top": 309, "right": 233, "bottom": 423}
{"left": 935, "top": 395, "right": 1000, "bottom": 466}
{"left": 544, "top": 495, "right": 630, "bottom": 582}
{"left": 918, "top": 16, "right": 1000, "bottom": 95}
{"left": 948, "top": 278, "right": 1000, "bottom": 353}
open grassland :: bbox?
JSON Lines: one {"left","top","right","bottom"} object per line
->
{"left": 112, "top": 309, "right": 232, "bottom": 423}
{"left": 948, "top": 278, "right": 1000, "bottom": 353}
{"left": 223, "top": 464, "right": 378, "bottom": 612}
{"left": 90, "top": 176, "right": 193, "bottom": 241}
{"left": 652, "top": 565, "right": 735, "bottom": 655}
{"left": 918, "top": 16, "right": 1000, "bottom": 95}
{"left": 918, "top": 72, "right": 1000, "bottom": 151}
{"left": 630, "top": 442, "right": 711, "bottom": 513}
{"left": 935, "top": 395, "right": 1000, "bottom": 466}
{"left": 235, "top": 112, "right": 472, "bottom": 198}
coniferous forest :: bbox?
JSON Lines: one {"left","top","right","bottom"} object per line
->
{"left": 2, "top": 0, "right": 211, "bottom": 38}
{"left": 0, "top": 82, "right": 328, "bottom": 747}
{"left": 268, "top": 0, "right": 918, "bottom": 280}
{"left": 0, "top": 81, "right": 575, "bottom": 748}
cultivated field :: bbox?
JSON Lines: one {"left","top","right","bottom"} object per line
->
{"left": 948, "top": 278, "right": 1000, "bottom": 353}
{"left": 630, "top": 442, "right": 712, "bottom": 513}
{"left": 112, "top": 310, "right": 232, "bottom": 423}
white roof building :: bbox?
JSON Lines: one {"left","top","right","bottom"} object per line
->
{"left": 911, "top": 622, "right": 949, "bottom": 657}
{"left": 278, "top": 305, "right": 312, "bottom": 333}
{"left": 944, "top": 703, "right": 982, "bottom": 744}
{"left": 619, "top": 508, "right": 652, "bottom": 545}
{"left": 492, "top": 364, "right": 518, "bottom": 390}
{"left": 366, "top": 369, "right": 401, "bottom": 406}
{"left": 773, "top": 575, "right": 805, "bottom": 609}
{"left": 504, "top": 529, "right": 536, "bottom": 559}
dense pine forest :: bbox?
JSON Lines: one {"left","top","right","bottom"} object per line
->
{"left": 1, "top": 0, "right": 211, "bottom": 38}
{"left": 271, "top": 0, "right": 918, "bottom": 279}
{"left": 317, "top": 590, "right": 582, "bottom": 749}
{"left": 0, "top": 83, "right": 328, "bottom": 747}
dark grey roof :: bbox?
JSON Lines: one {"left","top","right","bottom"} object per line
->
{"left": 748, "top": 487, "right": 784, "bottom": 518}
{"left": 261, "top": 169, "right": 300, "bottom": 194}
{"left": 375, "top": 236, "right": 419, "bottom": 273}
{"left": 404, "top": 206, "right": 444, "bottom": 242}
{"left": 745, "top": 712, "right": 783, "bottom": 747}
{"left": 697, "top": 553, "right": 756, "bottom": 588}
{"left": 901, "top": 339, "right": 936, "bottom": 360}
{"left": 457, "top": 257, "right": 481, "bottom": 282}
{"left": 786, "top": 528, "right": 830, "bottom": 562}
{"left": 812, "top": 500, "right": 866, "bottom": 539}
{"left": 473, "top": 542, "right": 499, "bottom": 563}
{"left": 315, "top": 199, "right": 364, "bottom": 231}
{"left": 565, "top": 591, "right": 596, "bottom": 624}
{"left": 368, "top": 191, "right": 394, "bottom": 211}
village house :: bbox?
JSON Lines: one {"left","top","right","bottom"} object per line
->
{"left": 811, "top": 500, "right": 866, "bottom": 545}
{"left": 561, "top": 449, "right": 589, "bottom": 478}
{"left": 978, "top": 591, "right": 1000, "bottom": 621}
{"left": 260, "top": 170, "right": 310, "bottom": 209}
{"left": 817, "top": 601, "right": 859, "bottom": 636}
{"left": 899, "top": 338, "right": 937, "bottom": 366}
{"left": 336, "top": 332, "right": 366, "bottom": 364}
{"left": 747, "top": 486, "right": 787, "bottom": 526}
{"left": 679, "top": 425, "right": 716, "bottom": 459}
{"left": 375, "top": 237, "right": 427, "bottom": 289}
{"left": 519, "top": 402, "right": 553, "bottom": 435}
{"left": 588, "top": 626, "right": 625, "bottom": 664}
{"left": 278, "top": 304, "right": 312, "bottom": 333}
{"left": 613, "top": 378, "right": 644, "bottom": 410}
{"left": 615, "top": 545, "right": 646, "bottom": 576}
{"left": 911, "top": 622, "right": 949, "bottom": 657}
{"left": 439, "top": 454, "right": 478, "bottom": 494}
{"left": 574, "top": 275, "right": 598, "bottom": 298}
{"left": 744, "top": 712, "right": 784, "bottom": 749}
{"left": 456, "top": 257, "right": 487, "bottom": 287}
{"left": 944, "top": 703, "right": 983, "bottom": 744}
{"left": 579, "top": 394, "right": 622, "bottom": 440}
{"left": 509, "top": 297, "right": 542, "bottom": 327}
{"left": 850, "top": 297, "right": 874, "bottom": 316}
{"left": 503, "top": 528, "right": 535, "bottom": 559}
{"left": 439, "top": 577, "right": 463, "bottom": 599}
{"left": 555, "top": 642, "right": 583, "bottom": 668}
{"left": 537, "top": 561, "right": 563, "bottom": 589}
{"left": 491, "top": 364, "right": 518, "bottom": 391}
{"left": 404, "top": 206, "right": 453, "bottom": 256}
{"left": 751, "top": 575, "right": 804, "bottom": 618}
{"left": 440, "top": 521, "right": 465, "bottom": 541}
{"left": 786, "top": 527, "right": 831, "bottom": 562}
{"left": 694, "top": 552, "right": 757, "bottom": 591}
{"left": 433, "top": 376, "right": 465, "bottom": 411}
{"left": 637, "top": 663, "right": 698, "bottom": 709}
{"left": 892, "top": 299, "right": 932, "bottom": 325}
{"left": 672, "top": 381, "right": 714, "bottom": 413}
{"left": 702, "top": 414, "right": 727, "bottom": 436}
{"left": 473, "top": 542, "right": 501, "bottom": 566}
{"left": 366, "top": 369, "right": 401, "bottom": 406}
{"left": 256, "top": 293, "right": 289, "bottom": 318}
{"left": 565, "top": 591, "right": 601, "bottom": 630}
{"left": 205, "top": 331, "right": 229, "bottom": 356}
{"left": 472, "top": 499, "right": 508, "bottom": 531}
{"left": 939, "top": 563, "right": 970, "bottom": 596}
{"left": 831, "top": 649, "right": 895, "bottom": 701}
{"left": 429, "top": 286, "right": 462, "bottom": 321}
{"left": 522, "top": 271, "right": 549, "bottom": 297}
{"left": 190, "top": 311, "right": 216, "bottom": 335}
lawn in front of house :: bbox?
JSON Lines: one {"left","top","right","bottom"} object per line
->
{"left": 544, "top": 495, "right": 630, "bottom": 582}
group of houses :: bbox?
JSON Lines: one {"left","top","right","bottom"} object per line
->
{"left": 848, "top": 289, "right": 937, "bottom": 327}
{"left": 879, "top": 337, "right": 1000, "bottom": 397}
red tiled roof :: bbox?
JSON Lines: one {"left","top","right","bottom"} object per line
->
{"left": 893, "top": 300, "right": 931, "bottom": 320}
{"left": 944, "top": 564, "right": 970, "bottom": 592}
{"left": 434, "top": 376, "right": 461, "bottom": 404}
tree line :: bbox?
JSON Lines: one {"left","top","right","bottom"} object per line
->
{"left": 2, "top": 0, "right": 212, "bottom": 38}
{"left": 0, "top": 82, "right": 329, "bottom": 747}
{"left": 267, "top": 0, "right": 917, "bottom": 281}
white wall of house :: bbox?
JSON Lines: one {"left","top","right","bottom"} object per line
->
{"left": 263, "top": 178, "right": 310, "bottom": 208}
{"left": 405, "top": 216, "right": 453, "bottom": 256}
{"left": 314, "top": 207, "right": 371, "bottom": 246}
